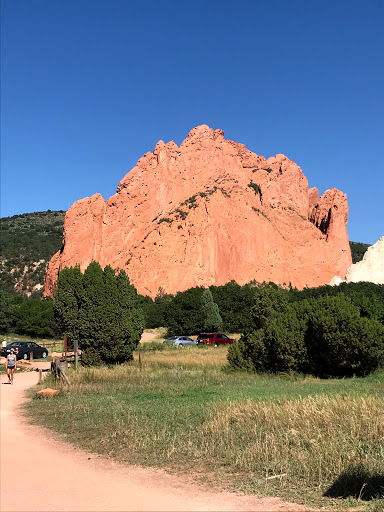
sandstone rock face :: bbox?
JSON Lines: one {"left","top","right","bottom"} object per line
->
{"left": 344, "top": 237, "right": 384, "bottom": 284}
{"left": 44, "top": 125, "right": 352, "bottom": 298}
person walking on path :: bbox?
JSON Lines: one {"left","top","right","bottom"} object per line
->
{"left": 6, "top": 349, "right": 17, "bottom": 384}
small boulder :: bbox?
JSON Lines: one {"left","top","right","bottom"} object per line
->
{"left": 37, "top": 388, "right": 60, "bottom": 398}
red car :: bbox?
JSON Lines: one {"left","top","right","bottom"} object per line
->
{"left": 196, "top": 333, "right": 235, "bottom": 347}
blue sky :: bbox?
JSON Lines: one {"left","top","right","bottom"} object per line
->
{"left": 1, "top": 0, "right": 383, "bottom": 244}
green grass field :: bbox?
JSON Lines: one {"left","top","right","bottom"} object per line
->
{"left": 25, "top": 345, "right": 384, "bottom": 511}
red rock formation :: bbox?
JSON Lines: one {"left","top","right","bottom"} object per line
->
{"left": 44, "top": 125, "right": 352, "bottom": 298}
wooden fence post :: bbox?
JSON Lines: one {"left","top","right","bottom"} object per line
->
{"left": 59, "top": 366, "right": 71, "bottom": 385}
{"left": 74, "top": 339, "right": 78, "bottom": 369}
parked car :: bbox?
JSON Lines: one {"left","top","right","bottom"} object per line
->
{"left": 164, "top": 336, "right": 179, "bottom": 342}
{"left": 164, "top": 336, "right": 197, "bottom": 348}
{"left": 196, "top": 333, "right": 235, "bottom": 346}
{"left": 1, "top": 341, "right": 49, "bottom": 360}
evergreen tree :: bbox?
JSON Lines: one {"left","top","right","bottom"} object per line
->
{"left": 228, "top": 289, "right": 384, "bottom": 378}
{"left": 54, "top": 262, "right": 144, "bottom": 364}
{"left": 210, "top": 282, "right": 257, "bottom": 332}
{"left": 251, "top": 284, "right": 290, "bottom": 331}
{"left": 306, "top": 294, "right": 384, "bottom": 377}
{"left": 0, "top": 290, "right": 23, "bottom": 333}
{"left": 163, "top": 287, "right": 204, "bottom": 336}
{"left": 200, "top": 288, "right": 223, "bottom": 332}
{"left": 140, "top": 290, "right": 174, "bottom": 329}
{"left": 14, "top": 297, "right": 59, "bottom": 337}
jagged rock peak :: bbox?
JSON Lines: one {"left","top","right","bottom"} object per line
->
{"left": 185, "top": 124, "right": 225, "bottom": 141}
{"left": 44, "top": 125, "right": 352, "bottom": 298}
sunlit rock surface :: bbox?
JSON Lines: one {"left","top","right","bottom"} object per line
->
{"left": 44, "top": 125, "right": 352, "bottom": 298}
{"left": 346, "top": 237, "right": 384, "bottom": 284}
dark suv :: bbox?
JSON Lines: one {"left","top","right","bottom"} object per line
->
{"left": 196, "top": 333, "right": 235, "bottom": 346}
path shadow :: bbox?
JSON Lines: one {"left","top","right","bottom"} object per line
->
{"left": 324, "top": 465, "right": 384, "bottom": 501}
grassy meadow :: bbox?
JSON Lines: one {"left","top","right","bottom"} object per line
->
{"left": 25, "top": 342, "right": 384, "bottom": 511}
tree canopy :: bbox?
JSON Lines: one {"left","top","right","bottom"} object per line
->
{"left": 0, "top": 290, "right": 60, "bottom": 337}
{"left": 228, "top": 286, "right": 384, "bottom": 378}
{"left": 54, "top": 262, "right": 144, "bottom": 364}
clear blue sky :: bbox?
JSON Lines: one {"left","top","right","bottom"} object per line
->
{"left": 1, "top": 0, "right": 383, "bottom": 244}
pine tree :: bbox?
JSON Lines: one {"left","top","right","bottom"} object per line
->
{"left": 54, "top": 262, "right": 144, "bottom": 364}
{"left": 200, "top": 288, "right": 223, "bottom": 332}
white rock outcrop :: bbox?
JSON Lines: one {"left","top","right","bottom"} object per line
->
{"left": 330, "top": 236, "right": 384, "bottom": 285}
{"left": 329, "top": 276, "right": 344, "bottom": 286}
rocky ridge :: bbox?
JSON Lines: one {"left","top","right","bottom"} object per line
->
{"left": 44, "top": 125, "right": 352, "bottom": 298}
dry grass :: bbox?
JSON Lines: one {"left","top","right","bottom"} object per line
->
{"left": 192, "top": 396, "right": 384, "bottom": 491}
{"left": 26, "top": 350, "right": 384, "bottom": 510}
{"left": 136, "top": 345, "right": 228, "bottom": 368}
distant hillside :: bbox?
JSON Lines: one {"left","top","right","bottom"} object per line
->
{"left": 0, "top": 210, "right": 65, "bottom": 295}
{"left": 349, "top": 241, "right": 371, "bottom": 264}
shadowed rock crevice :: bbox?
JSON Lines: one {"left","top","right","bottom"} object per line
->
{"left": 310, "top": 206, "right": 332, "bottom": 235}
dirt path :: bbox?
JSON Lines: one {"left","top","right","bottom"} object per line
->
{"left": 0, "top": 368, "right": 313, "bottom": 512}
